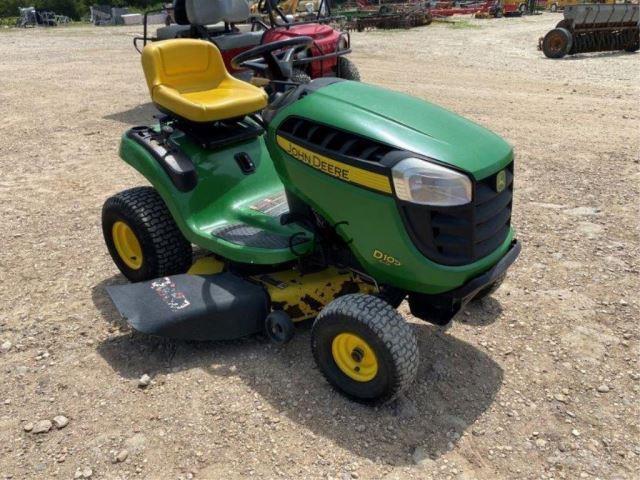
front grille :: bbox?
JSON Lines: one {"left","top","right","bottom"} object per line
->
{"left": 278, "top": 117, "right": 394, "bottom": 162}
{"left": 401, "top": 163, "right": 513, "bottom": 266}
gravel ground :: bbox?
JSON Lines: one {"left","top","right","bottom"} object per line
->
{"left": 1, "top": 13, "right": 639, "bottom": 480}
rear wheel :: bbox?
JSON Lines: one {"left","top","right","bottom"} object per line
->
{"left": 337, "top": 56, "right": 360, "bottom": 81}
{"left": 542, "top": 28, "right": 572, "bottom": 58}
{"left": 311, "top": 294, "right": 418, "bottom": 404}
{"left": 550, "top": 3, "right": 558, "bottom": 12}
{"left": 102, "top": 187, "right": 192, "bottom": 282}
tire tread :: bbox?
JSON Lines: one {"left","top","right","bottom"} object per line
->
{"left": 102, "top": 186, "right": 192, "bottom": 280}
{"left": 312, "top": 294, "right": 418, "bottom": 403}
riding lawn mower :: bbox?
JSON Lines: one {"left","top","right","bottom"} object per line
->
{"left": 102, "top": 35, "right": 520, "bottom": 404}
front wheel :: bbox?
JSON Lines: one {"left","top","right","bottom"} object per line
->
{"left": 337, "top": 56, "right": 360, "bottom": 81}
{"left": 102, "top": 187, "right": 192, "bottom": 282}
{"left": 311, "top": 294, "right": 418, "bottom": 404}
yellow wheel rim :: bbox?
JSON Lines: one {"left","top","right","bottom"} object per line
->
{"left": 112, "top": 221, "right": 143, "bottom": 270}
{"left": 331, "top": 333, "right": 378, "bottom": 382}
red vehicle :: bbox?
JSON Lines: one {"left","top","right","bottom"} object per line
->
{"left": 429, "top": 1, "right": 499, "bottom": 17}
{"left": 135, "top": 0, "right": 359, "bottom": 82}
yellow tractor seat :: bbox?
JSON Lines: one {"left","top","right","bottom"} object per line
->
{"left": 141, "top": 39, "right": 268, "bottom": 123}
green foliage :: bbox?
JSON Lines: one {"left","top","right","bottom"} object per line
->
{"left": 1, "top": 0, "right": 164, "bottom": 21}
{"left": 0, "top": 16, "right": 20, "bottom": 26}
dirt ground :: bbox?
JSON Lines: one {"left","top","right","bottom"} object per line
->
{"left": 1, "top": 12, "right": 639, "bottom": 480}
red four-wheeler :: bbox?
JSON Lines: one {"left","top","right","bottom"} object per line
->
{"left": 135, "top": 0, "right": 359, "bottom": 82}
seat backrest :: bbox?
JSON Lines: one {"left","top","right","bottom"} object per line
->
{"left": 185, "top": 0, "right": 250, "bottom": 25}
{"left": 141, "top": 39, "right": 228, "bottom": 94}
{"left": 172, "top": 0, "right": 190, "bottom": 25}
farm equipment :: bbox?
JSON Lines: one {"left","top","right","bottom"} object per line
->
{"left": 540, "top": 3, "right": 639, "bottom": 58}
{"left": 17, "top": 7, "right": 39, "bottom": 27}
{"left": 16, "top": 7, "right": 70, "bottom": 27}
{"left": 342, "top": 2, "right": 433, "bottom": 31}
{"left": 135, "top": 0, "right": 359, "bottom": 81}
{"left": 270, "top": 0, "right": 329, "bottom": 17}
{"left": 101, "top": 36, "right": 520, "bottom": 404}
{"left": 546, "top": 0, "right": 616, "bottom": 14}
{"left": 430, "top": 1, "right": 502, "bottom": 19}
{"left": 90, "top": 5, "right": 131, "bottom": 25}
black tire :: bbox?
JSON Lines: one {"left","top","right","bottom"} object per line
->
{"left": 291, "top": 68, "right": 311, "bottom": 84}
{"left": 550, "top": 3, "right": 557, "bottom": 12}
{"left": 542, "top": 28, "right": 572, "bottom": 59}
{"left": 311, "top": 294, "right": 418, "bottom": 405}
{"left": 555, "top": 19, "right": 572, "bottom": 30}
{"left": 102, "top": 186, "right": 192, "bottom": 282}
{"left": 624, "top": 42, "right": 639, "bottom": 53}
{"left": 494, "top": 7, "right": 503, "bottom": 18}
{"left": 424, "top": 11, "right": 433, "bottom": 26}
{"left": 265, "top": 310, "right": 295, "bottom": 344}
{"left": 471, "top": 273, "right": 506, "bottom": 302}
{"left": 518, "top": 3, "right": 526, "bottom": 14}
{"left": 337, "top": 56, "right": 360, "bottom": 81}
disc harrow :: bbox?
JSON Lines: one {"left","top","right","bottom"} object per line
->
{"left": 540, "top": 3, "right": 639, "bottom": 58}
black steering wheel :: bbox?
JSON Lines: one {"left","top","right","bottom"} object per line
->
{"left": 231, "top": 36, "right": 313, "bottom": 81}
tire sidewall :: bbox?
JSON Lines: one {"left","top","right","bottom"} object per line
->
{"left": 312, "top": 314, "right": 396, "bottom": 403}
{"left": 102, "top": 204, "right": 158, "bottom": 283}
{"left": 543, "top": 28, "right": 570, "bottom": 58}
{"left": 337, "top": 57, "right": 360, "bottom": 81}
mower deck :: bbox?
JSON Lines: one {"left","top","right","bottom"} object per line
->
{"left": 107, "top": 272, "right": 269, "bottom": 340}
{"left": 107, "top": 265, "right": 377, "bottom": 341}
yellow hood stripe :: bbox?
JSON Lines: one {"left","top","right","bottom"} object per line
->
{"left": 276, "top": 136, "right": 392, "bottom": 194}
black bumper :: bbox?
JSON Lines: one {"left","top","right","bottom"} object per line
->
{"left": 408, "top": 239, "right": 521, "bottom": 325}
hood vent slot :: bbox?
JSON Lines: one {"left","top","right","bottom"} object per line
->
{"left": 278, "top": 117, "right": 394, "bottom": 162}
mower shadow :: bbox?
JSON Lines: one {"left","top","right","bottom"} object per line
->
{"left": 94, "top": 274, "right": 504, "bottom": 465}
{"left": 455, "top": 296, "right": 503, "bottom": 326}
{"left": 103, "top": 103, "right": 158, "bottom": 125}
{"left": 92, "top": 275, "right": 130, "bottom": 330}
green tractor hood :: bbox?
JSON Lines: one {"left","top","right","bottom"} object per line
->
{"left": 276, "top": 81, "right": 513, "bottom": 180}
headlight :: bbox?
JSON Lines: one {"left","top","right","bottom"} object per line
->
{"left": 391, "top": 157, "right": 472, "bottom": 206}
